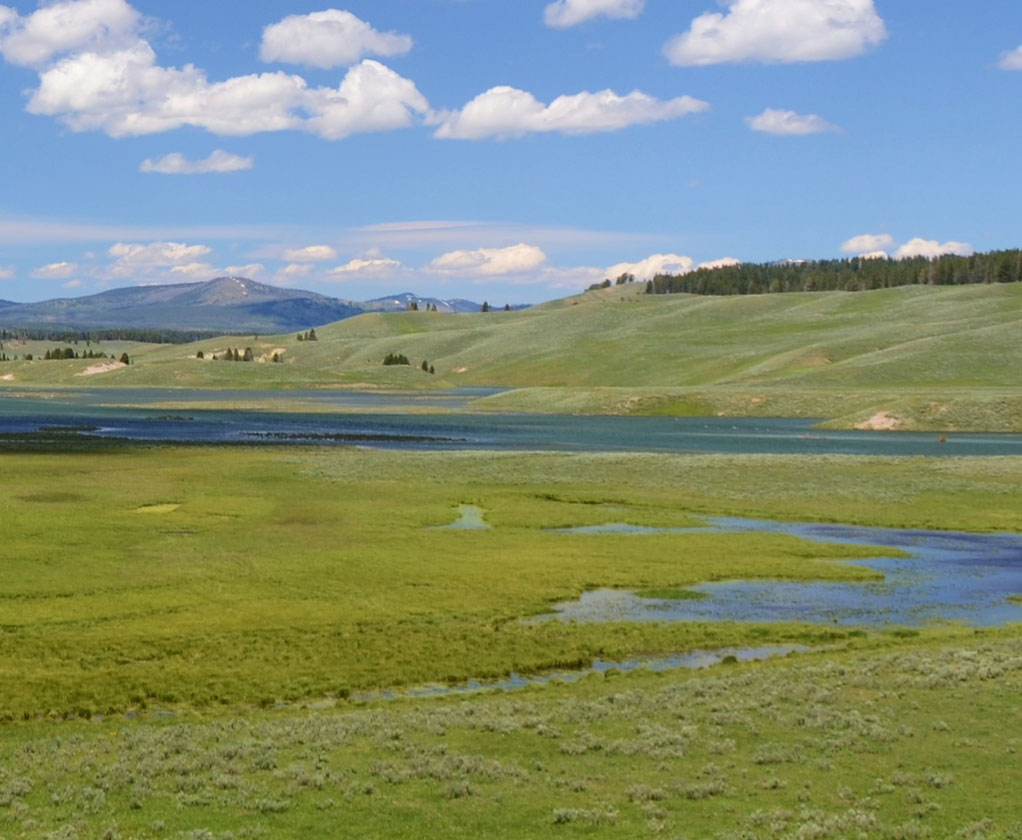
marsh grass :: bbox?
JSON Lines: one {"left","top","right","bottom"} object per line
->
{"left": 1, "top": 446, "right": 895, "bottom": 721}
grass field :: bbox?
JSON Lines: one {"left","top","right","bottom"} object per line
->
{"left": 2, "top": 445, "right": 1021, "bottom": 837}
{"left": 3, "top": 283, "right": 1021, "bottom": 429}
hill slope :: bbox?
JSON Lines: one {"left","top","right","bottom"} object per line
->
{"left": 2, "top": 282, "right": 1020, "bottom": 429}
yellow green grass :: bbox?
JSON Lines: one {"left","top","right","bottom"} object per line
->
{"left": 2, "top": 445, "right": 1021, "bottom": 837}
{"left": 3, "top": 447, "right": 1022, "bottom": 722}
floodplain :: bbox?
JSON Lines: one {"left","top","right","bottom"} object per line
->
{"left": 1, "top": 441, "right": 1021, "bottom": 838}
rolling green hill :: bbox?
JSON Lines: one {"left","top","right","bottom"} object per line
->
{"left": 2, "top": 282, "right": 1020, "bottom": 430}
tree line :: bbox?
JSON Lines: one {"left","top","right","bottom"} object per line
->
{"left": 645, "top": 249, "right": 1022, "bottom": 296}
{"left": 0, "top": 326, "right": 221, "bottom": 344}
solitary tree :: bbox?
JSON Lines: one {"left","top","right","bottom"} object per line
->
{"left": 119, "top": 352, "right": 130, "bottom": 365}
{"left": 481, "top": 301, "right": 490, "bottom": 312}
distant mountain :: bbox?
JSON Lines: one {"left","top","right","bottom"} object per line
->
{"left": 0, "top": 277, "right": 493, "bottom": 334}
{"left": 365, "top": 292, "right": 489, "bottom": 314}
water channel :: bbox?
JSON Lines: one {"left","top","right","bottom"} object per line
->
{"left": 3, "top": 388, "right": 1022, "bottom": 455}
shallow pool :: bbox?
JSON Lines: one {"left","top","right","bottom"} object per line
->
{"left": 543, "top": 517, "right": 1022, "bottom": 627}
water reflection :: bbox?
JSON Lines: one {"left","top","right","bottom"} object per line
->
{"left": 544, "top": 517, "right": 1022, "bottom": 627}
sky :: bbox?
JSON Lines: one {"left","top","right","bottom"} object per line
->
{"left": 1, "top": 0, "right": 1022, "bottom": 305}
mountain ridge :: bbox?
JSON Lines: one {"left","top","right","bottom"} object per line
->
{"left": 0, "top": 277, "right": 489, "bottom": 333}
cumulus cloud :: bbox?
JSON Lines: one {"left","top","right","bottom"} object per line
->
{"left": 0, "top": 265, "right": 14, "bottom": 280}
{"left": 840, "top": 233, "right": 895, "bottom": 254}
{"left": 543, "top": 0, "right": 644, "bottom": 28}
{"left": 0, "top": 0, "right": 140, "bottom": 68}
{"left": 428, "top": 243, "right": 547, "bottom": 276}
{"left": 2, "top": 1, "right": 428, "bottom": 140}
{"left": 434, "top": 86, "right": 708, "bottom": 139}
{"left": 140, "top": 150, "right": 254, "bottom": 174}
{"left": 664, "top": 0, "right": 887, "bottom": 66}
{"left": 606, "top": 253, "right": 694, "bottom": 281}
{"left": 260, "top": 9, "right": 412, "bottom": 69}
{"left": 283, "top": 245, "right": 338, "bottom": 262}
{"left": 698, "top": 257, "right": 741, "bottom": 270}
{"left": 107, "top": 241, "right": 211, "bottom": 276}
{"left": 327, "top": 257, "right": 403, "bottom": 278}
{"left": 31, "top": 261, "right": 78, "bottom": 279}
{"left": 894, "top": 238, "right": 973, "bottom": 260}
{"left": 997, "top": 46, "right": 1022, "bottom": 71}
{"left": 746, "top": 107, "right": 840, "bottom": 135}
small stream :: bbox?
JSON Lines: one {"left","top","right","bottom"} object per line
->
{"left": 346, "top": 645, "right": 806, "bottom": 704}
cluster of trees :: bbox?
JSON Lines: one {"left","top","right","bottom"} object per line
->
{"left": 296, "top": 329, "right": 318, "bottom": 341}
{"left": 588, "top": 272, "right": 636, "bottom": 291}
{"left": 421, "top": 360, "right": 435, "bottom": 375}
{"left": 42, "top": 348, "right": 109, "bottom": 360}
{"left": 382, "top": 353, "right": 410, "bottom": 366}
{"left": 480, "top": 302, "right": 513, "bottom": 312}
{"left": 645, "top": 249, "right": 1022, "bottom": 297}
{"left": 200, "top": 347, "right": 255, "bottom": 362}
{"left": 406, "top": 301, "right": 441, "bottom": 311}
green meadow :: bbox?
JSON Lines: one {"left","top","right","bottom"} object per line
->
{"left": 1, "top": 444, "right": 1021, "bottom": 837}
{"left": 3, "top": 282, "right": 1021, "bottom": 429}
{"left": 2, "top": 284, "right": 1021, "bottom": 837}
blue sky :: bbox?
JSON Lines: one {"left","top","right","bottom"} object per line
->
{"left": 1, "top": 0, "right": 1021, "bottom": 305}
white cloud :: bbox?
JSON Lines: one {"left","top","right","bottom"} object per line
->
{"left": 283, "top": 245, "right": 338, "bottom": 262}
{"left": 997, "top": 46, "right": 1022, "bottom": 71}
{"left": 543, "top": 0, "right": 644, "bottom": 29}
{"left": 298, "top": 59, "right": 429, "bottom": 140}
{"left": 31, "top": 261, "right": 78, "bottom": 279}
{"left": 63, "top": 279, "right": 83, "bottom": 289}
{"left": 428, "top": 243, "right": 547, "bottom": 276}
{"left": 140, "top": 150, "right": 254, "bottom": 174}
{"left": 539, "top": 265, "right": 605, "bottom": 289}
{"left": 0, "top": 265, "right": 13, "bottom": 280}
{"left": 606, "top": 253, "right": 694, "bottom": 281}
{"left": 664, "top": 0, "right": 887, "bottom": 66}
{"left": 698, "top": 257, "right": 741, "bottom": 270}
{"left": 224, "top": 263, "right": 264, "bottom": 278}
{"left": 859, "top": 250, "right": 888, "bottom": 260}
{"left": 107, "top": 241, "right": 211, "bottom": 276}
{"left": 260, "top": 9, "right": 412, "bottom": 69}
{"left": 840, "top": 233, "right": 895, "bottom": 254}
{"left": 3, "top": 0, "right": 429, "bottom": 141}
{"left": 327, "top": 257, "right": 403, "bottom": 278}
{"left": 168, "top": 262, "right": 216, "bottom": 278}
{"left": 894, "top": 238, "right": 973, "bottom": 260}
{"left": 29, "top": 46, "right": 428, "bottom": 139}
{"left": 0, "top": 0, "right": 140, "bottom": 68}
{"left": 746, "top": 108, "right": 840, "bottom": 135}
{"left": 279, "top": 263, "right": 314, "bottom": 277}
{"left": 434, "top": 86, "right": 708, "bottom": 139}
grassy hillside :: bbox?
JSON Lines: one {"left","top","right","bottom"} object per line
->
{"left": 2, "top": 283, "right": 1020, "bottom": 429}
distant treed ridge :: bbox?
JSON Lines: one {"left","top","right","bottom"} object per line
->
{"left": 647, "top": 249, "right": 1022, "bottom": 296}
